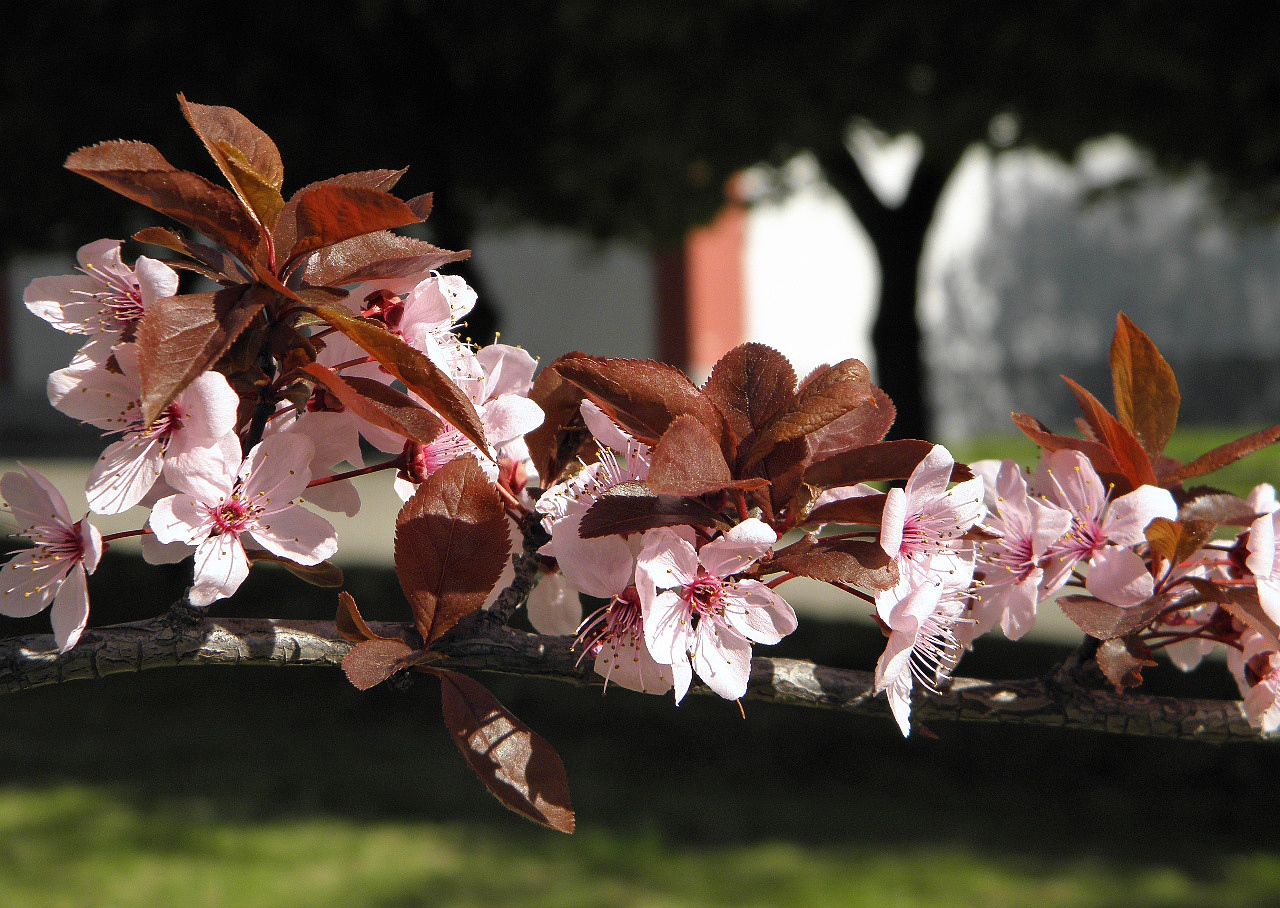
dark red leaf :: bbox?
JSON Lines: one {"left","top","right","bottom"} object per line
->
{"left": 739, "top": 358, "right": 873, "bottom": 468}
{"left": 405, "top": 192, "right": 434, "bottom": 219}
{"left": 759, "top": 437, "right": 811, "bottom": 520}
{"left": 310, "top": 304, "right": 489, "bottom": 457}
{"left": 304, "top": 231, "right": 470, "bottom": 287}
{"left": 646, "top": 415, "right": 767, "bottom": 497}
{"left": 801, "top": 492, "right": 890, "bottom": 528}
{"left": 65, "top": 140, "right": 260, "bottom": 264}
{"left": 1062, "top": 376, "right": 1156, "bottom": 490}
{"left": 1166, "top": 425, "right": 1280, "bottom": 485}
{"left": 1011, "top": 413, "right": 1122, "bottom": 476}
{"left": 809, "top": 385, "right": 897, "bottom": 459}
{"left": 1144, "top": 517, "right": 1215, "bottom": 566}
{"left": 804, "top": 439, "right": 973, "bottom": 491}
{"left": 1096, "top": 637, "right": 1157, "bottom": 692}
{"left": 136, "top": 285, "right": 268, "bottom": 424}
{"left": 274, "top": 169, "right": 408, "bottom": 260}
{"left": 524, "top": 367, "right": 590, "bottom": 487}
{"left": 132, "top": 227, "right": 241, "bottom": 282}
{"left": 289, "top": 186, "right": 424, "bottom": 261}
{"left": 701, "top": 342, "right": 796, "bottom": 446}
{"left": 1179, "top": 492, "right": 1261, "bottom": 526}
{"left": 552, "top": 353, "right": 726, "bottom": 448}
{"left": 769, "top": 536, "right": 899, "bottom": 590}
{"left": 1057, "top": 595, "right": 1164, "bottom": 640}
{"left": 178, "top": 95, "right": 285, "bottom": 233}
{"left": 1110, "top": 312, "right": 1180, "bottom": 458}
{"left": 336, "top": 590, "right": 390, "bottom": 643}
{"left": 578, "top": 482, "right": 726, "bottom": 538}
{"left": 1184, "top": 579, "right": 1280, "bottom": 651}
{"left": 342, "top": 638, "right": 416, "bottom": 691}
{"left": 301, "top": 363, "right": 443, "bottom": 446}
{"left": 433, "top": 668, "right": 575, "bottom": 833}
{"left": 394, "top": 456, "right": 510, "bottom": 645}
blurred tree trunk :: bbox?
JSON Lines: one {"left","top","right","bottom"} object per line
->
{"left": 818, "top": 146, "right": 953, "bottom": 441}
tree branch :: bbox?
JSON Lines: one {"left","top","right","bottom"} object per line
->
{"left": 0, "top": 612, "right": 1267, "bottom": 744}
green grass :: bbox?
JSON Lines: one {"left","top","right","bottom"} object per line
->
{"left": 947, "top": 425, "right": 1280, "bottom": 498}
{"left": 2, "top": 784, "right": 1280, "bottom": 908}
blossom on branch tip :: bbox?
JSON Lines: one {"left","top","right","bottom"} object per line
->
{"left": 0, "top": 467, "right": 103, "bottom": 651}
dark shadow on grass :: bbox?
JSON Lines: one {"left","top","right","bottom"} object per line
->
{"left": 0, "top": 557, "right": 1274, "bottom": 872}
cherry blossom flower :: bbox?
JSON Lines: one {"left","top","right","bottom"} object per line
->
{"left": 575, "top": 586, "right": 674, "bottom": 696}
{"left": 1032, "top": 449, "right": 1176, "bottom": 602}
{"left": 48, "top": 344, "right": 239, "bottom": 515}
{"left": 148, "top": 434, "right": 338, "bottom": 606}
{"left": 874, "top": 575, "right": 968, "bottom": 736}
{"left": 637, "top": 520, "right": 797, "bottom": 703}
{"left": 1229, "top": 630, "right": 1280, "bottom": 734}
{"left": 965, "top": 459, "right": 1072, "bottom": 642}
{"left": 879, "top": 444, "right": 985, "bottom": 591}
{"left": 0, "top": 467, "right": 103, "bottom": 651}
{"left": 537, "top": 401, "right": 652, "bottom": 601}
{"left": 24, "top": 239, "right": 177, "bottom": 349}
{"left": 393, "top": 344, "right": 544, "bottom": 500}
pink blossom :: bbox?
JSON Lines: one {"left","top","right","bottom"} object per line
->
{"left": 537, "top": 402, "right": 651, "bottom": 600}
{"left": 148, "top": 435, "right": 338, "bottom": 606}
{"left": 1228, "top": 630, "right": 1280, "bottom": 734}
{"left": 24, "top": 239, "right": 178, "bottom": 346}
{"left": 48, "top": 344, "right": 239, "bottom": 515}
{"left": 0, "top": 467, "right": 103, "bottom": 651}
{"left": 874, "top": 575, "right": 968, "bottom": 737}
{"left": 637, "top": 519, "right": 797, "bottom": 703}
{"left": 879, "top": 444, "right": 985, "bottom": 591}
{"left": 1032, "top": 449, "right": 1176, "bottom": 599}
{"left": 966, "top": 459, "right": 1072, "bottom": 641}
{"left": 575, "top": 587, "right": 674, "bottom": 696}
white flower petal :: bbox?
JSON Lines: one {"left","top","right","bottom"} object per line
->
{"left": 249, "top": 504, "right": 338, "bottom": 566}
{"left": 51, "top": 566, "right": 90, "bottom": 652}
{"left": 189, "top": 533, "right": 250, "bottom": 606}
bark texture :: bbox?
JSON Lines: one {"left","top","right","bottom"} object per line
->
{"left": 0, "top": 609, "right": 1266, "bottom": 744}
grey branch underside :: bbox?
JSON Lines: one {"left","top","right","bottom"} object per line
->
{"left": 0, "top": 607, "right": 1268, "bottom": 744}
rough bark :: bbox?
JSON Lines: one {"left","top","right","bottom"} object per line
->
{"left": 0, "top": 608, "right": 1266, "bottom": 744}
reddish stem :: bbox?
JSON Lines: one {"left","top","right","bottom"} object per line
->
{"left": 100, "top": 528, "right": 152, "bottom": 543}
{"left": 330, "top": 355, "right": 377, "bottom": 373}
{"left": 306, "top": 457, "right": 404, "bottom": 489}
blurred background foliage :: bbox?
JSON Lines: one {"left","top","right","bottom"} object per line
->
{"left": 6, "top": 3, "right": 1280, "bottom": 903}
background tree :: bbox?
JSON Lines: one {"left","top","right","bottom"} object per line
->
{"left": 6, "top": 2, "right": 1280, "bottom": 436}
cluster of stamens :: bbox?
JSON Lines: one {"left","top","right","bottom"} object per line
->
{"left": 76, "top": 263, "right": 146, "bottom": 333}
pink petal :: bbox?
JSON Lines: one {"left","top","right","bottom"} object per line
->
{"left": 249, "top": 504, "right": 338, "bottom": 566}
{"left": 726, "top": 581, "right": 798, "bottom": 644}
{"left": 2, "top": 467, "right": 73, "bottom": 530}
{"left": 879, "top": 488, "right": 907, "bottom": 559}
{"left": 1086, "top": 546, "right": 1155, "bottom": 607}
{"left": 580, "top": 400, "right": 634, "bottom": 453}
{"left": 905, "top": 444, "right": 956, "bottom": 501}
{"left": 86, "top": 436, "right": 164, "bottom": 515}
{"left": 78, "top": 519, "right": 103, "bottom": 575}
{"left": 481, "top": 394, "right": 544, "bottom": 447}
{"left": 47, "top": 359, "right": 139, "bottom": 431}
{"left": 1105, "top": 485, "right": 1177, "bottom": 546}
{"left": 148, "top": 494, "right": 214, "bottom": 546}
{"left": 997, "top": 571, "right": 1042, "bottom": 641}
{"left": 526, "top": 572, "right": 582, "bottom": 637}
{"left": 242, "top": 434, "right": 314, "bottom": 510}
{"left": 1247, "top": 512, "right": 1279, "bottom": 581}
{"left": 477, "top": 344, "right": 538, "bottom": 400}
{"left": 671, "top": 657, "right": 694, "bottom": 705}
{"left": 189, "top": 533, "right": 250, "bottom": 606}
{"left": 542, "top": 508, "right": 635, "bottom": 599}
{"left": 636, "top": 528, "right": 700, "bottom": 592}
{"left": 23, "top": 274, "right": 100, "bottom": 334}
{"left": 691, "top": 622, "right": 752, "bottom": 700}
{"left": 175, "top": 370, "right": 239, "bottom": 442}
{"left": 642, "top": 589, "right": 692, "bottom": 667}
{"left": 51, "top": 566, "right": 90, "bottom": 652}
{"left": 593, "top": 635, "right": 674, "bottom": 696}
{"left": 699, "top": 518, "right": 776, "bottom": 578}
{"left": 0, "top": 550, "right": 61, "bottom": 617}
{"left": 135, "top": 256, "right": 180, "bottom": 305}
